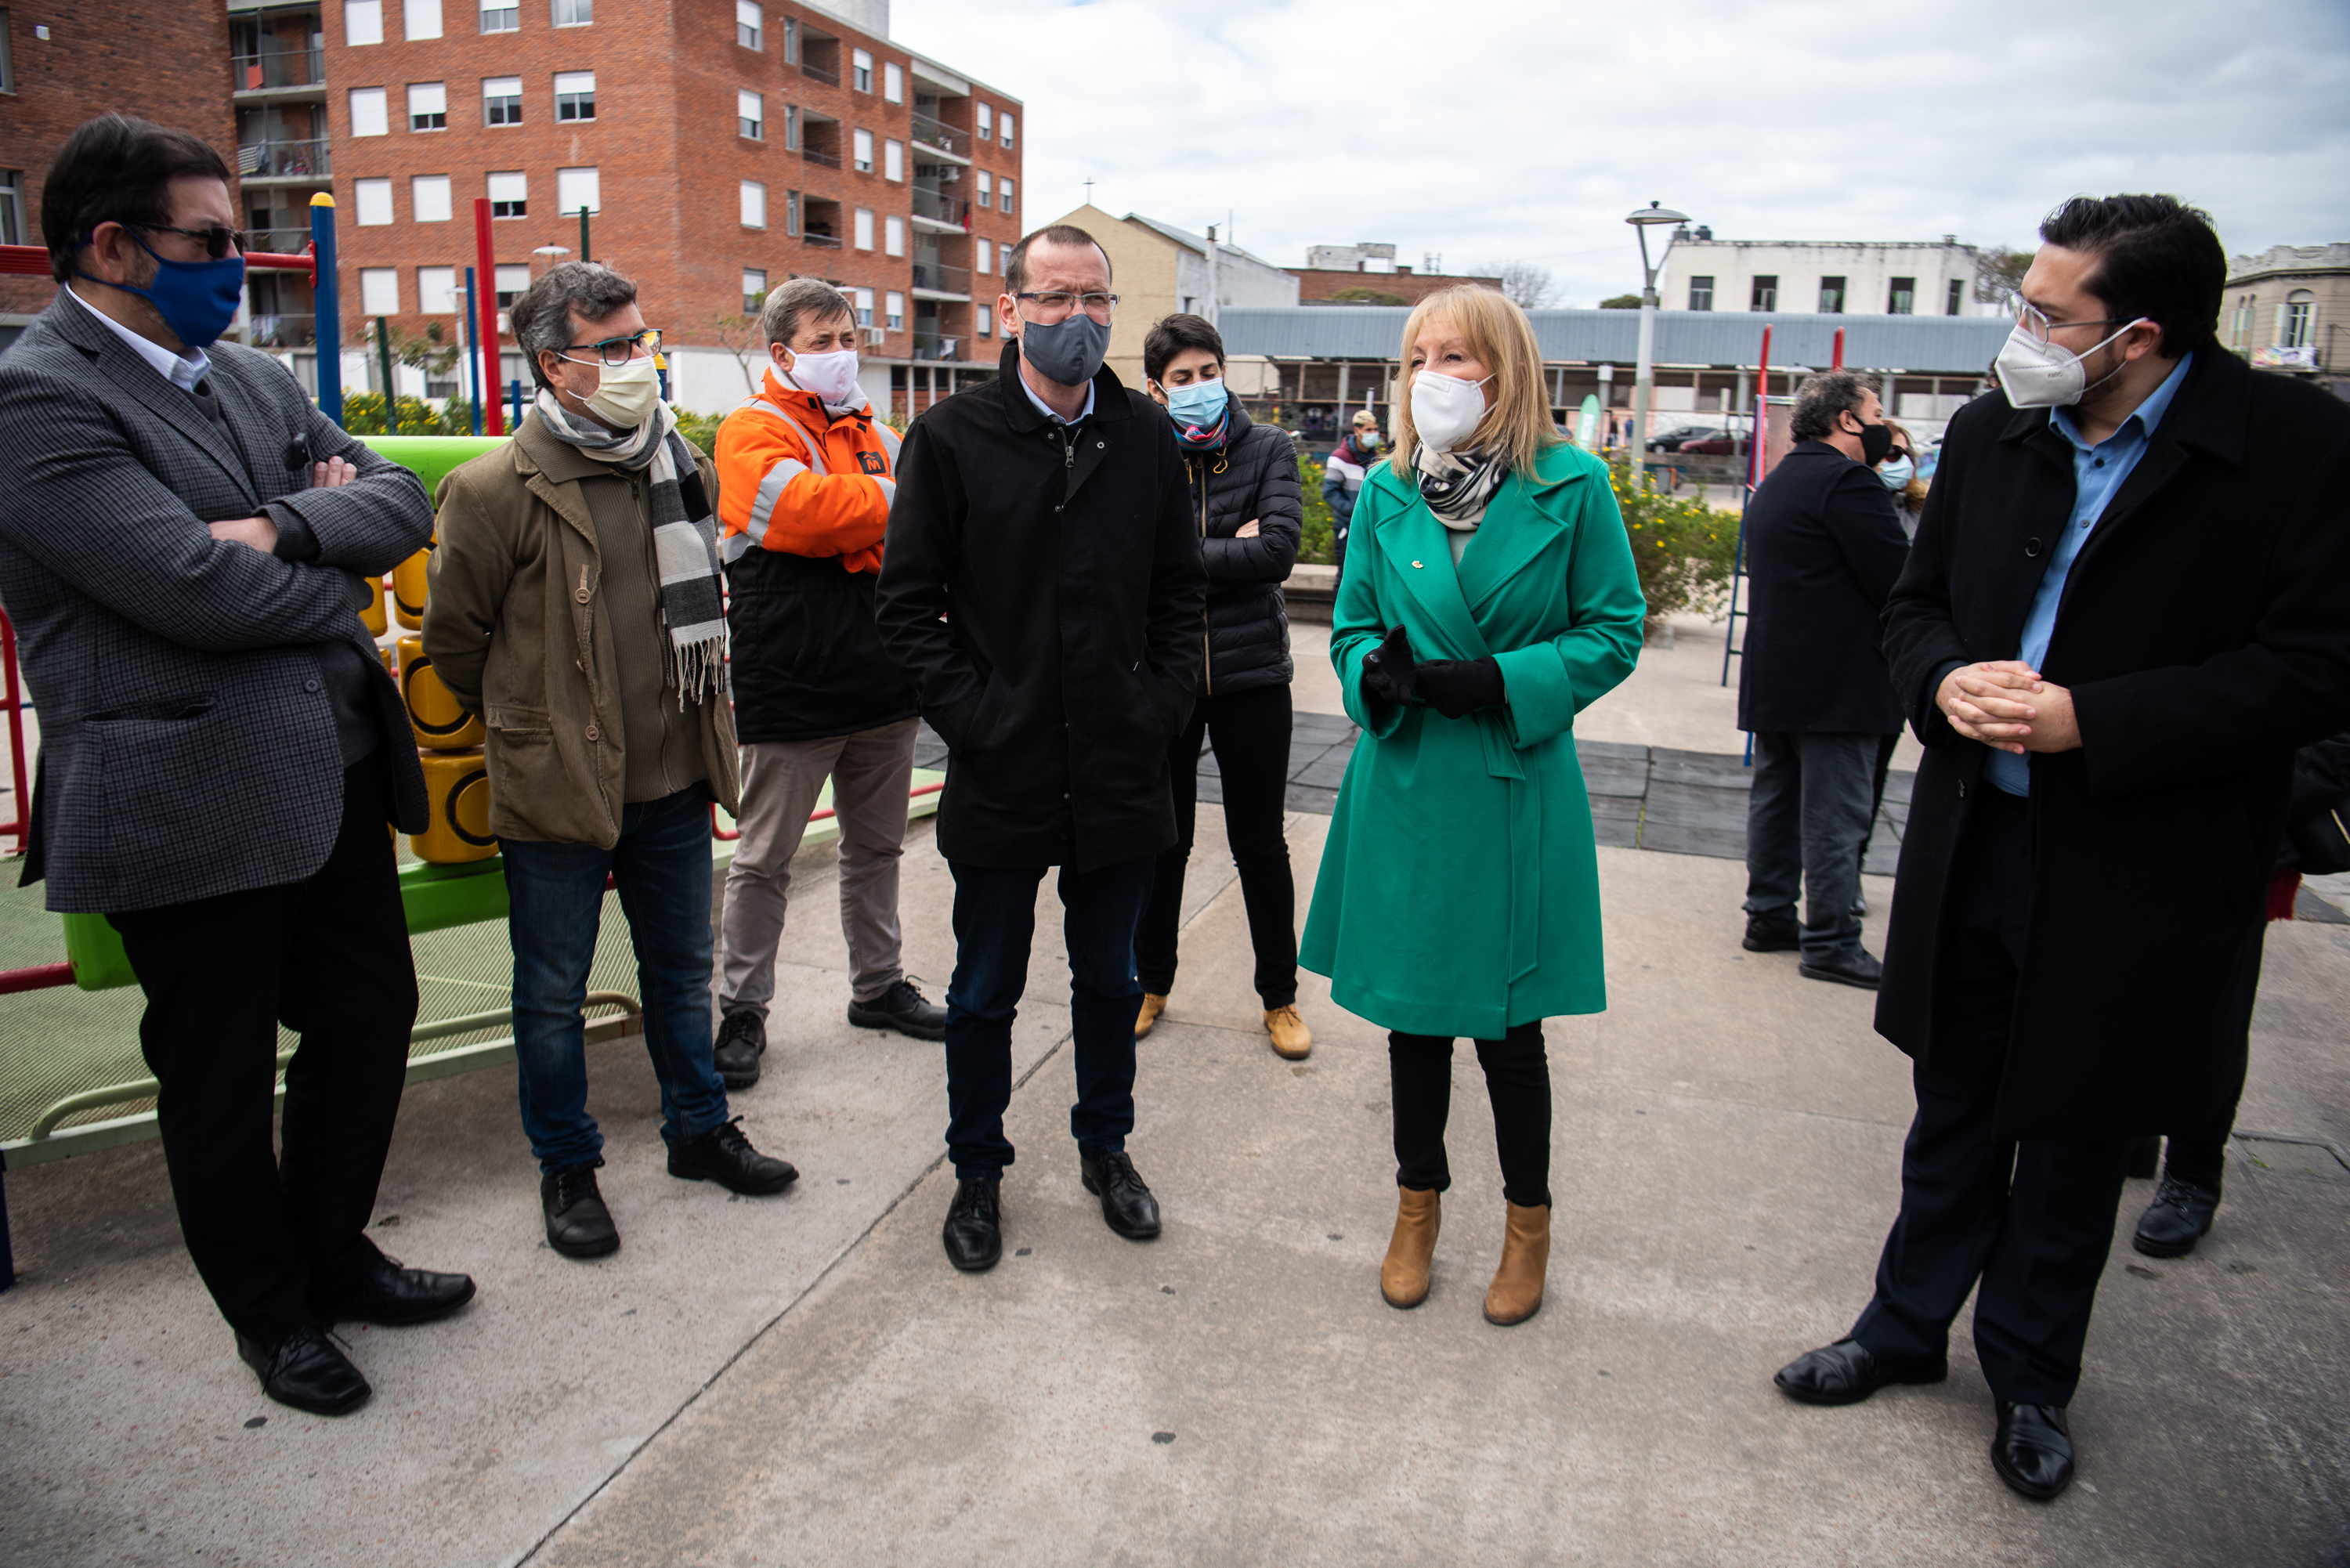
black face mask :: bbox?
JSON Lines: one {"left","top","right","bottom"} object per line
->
{"left": 1849, "top": 415, "right": 1893, "bottom": 466}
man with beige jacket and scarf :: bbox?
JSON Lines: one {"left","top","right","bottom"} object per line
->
{"left": 425, "top": 262, "right": 797, "bottom": 1260}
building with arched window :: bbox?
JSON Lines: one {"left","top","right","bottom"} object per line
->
{"left": 2226, "top": 243, "right": 2348, "bottom": 393}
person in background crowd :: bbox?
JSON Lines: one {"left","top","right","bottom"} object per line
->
{"left": 710, "top": 278, "right": 945, "bottom": 1095}
{"left": 1880, "top": 418, "right": 1930, "bottom": 538}
{"left": 426, "top": 262, "right": 800, "bottom": 1265}
{"left": 2125, "top": 728, "right": 2350, "bottom": 1255}
{"left": 875, "top": 226, "right": 1207, "bottom": 1274}
{"left": 1775, "top": 194, "right": 2350, "bottom": 1503}
{"left": 1300, "top": 285, "right": 1646, "bottom": 1328}
{"left": 1320, "top": 408, "right": 1382, "bottom": 576}
{"left": 1131, "top": 313, "right": 1310, "bottom": 1060}
{"left": 1735, "top": 371, "right": 1911, "bottom": 988}
{"left": 0, "top": 114, "right": 471, "bottom": 1417}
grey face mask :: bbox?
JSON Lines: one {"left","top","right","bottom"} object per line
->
{"left": 1018, "top": 311, "right": 1110, "bottom": 388}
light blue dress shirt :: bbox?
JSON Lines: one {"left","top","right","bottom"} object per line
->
{"left": 1986, "top": 352, "right": 2193, "bottom": 796}
{"left": 1015, "top": 360, "right": 1095, "bottom": 425}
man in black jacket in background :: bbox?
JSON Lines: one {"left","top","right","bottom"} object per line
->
{"left": 875, "top": 225, "right": 1207, "bottom": 1272}
{"left": 1736, "top": 371, "right": 1911, "bottom": 988}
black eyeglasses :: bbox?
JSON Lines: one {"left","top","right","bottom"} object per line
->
{"left": 131, "top": 223, "right": 248, "bottom": 259}
{"left": 560, "top": 328, "right": 663, "bottom": 367}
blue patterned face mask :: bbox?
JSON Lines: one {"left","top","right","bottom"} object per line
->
{"left": 78, "top": 232, "right": 245, "bottom": 349}
{"left": 1158, "top": 376, "right": 1229, "bottom": 446}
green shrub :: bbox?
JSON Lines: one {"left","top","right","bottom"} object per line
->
{"left": 1608, "top": 460, "right": 1740, "bottom": 623}
{"left": 673, "top": 410, "right": 725, "bottom": 456}
{"left": 338, "top": 392, "right": 442, "bottom": 435}
{"left": 1296, "top": 450, "right": 1338, "bottom": 565}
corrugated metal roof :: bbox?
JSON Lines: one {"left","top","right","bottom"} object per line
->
{"left": 1217, "top": 306, "right": 2012, "bottom": 374}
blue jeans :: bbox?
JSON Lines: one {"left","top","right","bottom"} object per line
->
{"left": 943, "top": 856, "right": 1155, "bottom": 1180}
{"left": 501, "top": 784, "right": 728, "bottom": 1173}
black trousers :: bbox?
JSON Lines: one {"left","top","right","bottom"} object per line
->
{"left": 109, "top": 757, "right": 417, "bottom": 1342}
{"left": 1389, "top": 1023, "right": 1552, "bottom": 1209}
{"left": 1850, "top": 786, "right": 2128, "bottom": 1407}
{"left": 1135, "top": 681, "right": 1299, "bottom": 1008}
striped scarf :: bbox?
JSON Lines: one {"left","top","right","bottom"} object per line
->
{"left": 533, "top": 391, "right": 729, "bottom": 706}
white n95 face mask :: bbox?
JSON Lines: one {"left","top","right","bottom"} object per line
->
{"left": 1410, "top": 370, "right": 1493, "bottom": 453}
{"left": 1993, "top": 319, "right": 2143, "bottom": 409}
{"left": 584, "top": 354, "right": 663, "bottom": 427}
{"left": 786, "top": 348, "right": 862, "bottom": 407}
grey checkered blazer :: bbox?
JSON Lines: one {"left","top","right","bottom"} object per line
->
{"left": 0, "top": 292, "right": 431, "bottom": 912}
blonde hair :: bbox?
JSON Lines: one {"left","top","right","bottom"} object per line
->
{"left": 1386, "top": 285, "right": 1560, "bottom": 479}
{"left": 1885, "top": 418, "right": 1930, "bottom": 507}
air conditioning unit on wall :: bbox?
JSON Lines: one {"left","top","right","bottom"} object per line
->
{"left": 864, "top": 327, "right": 886, "bottom": 347}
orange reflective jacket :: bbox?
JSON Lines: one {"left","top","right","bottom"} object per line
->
{"left": 714, "top": 367, "right": 902, "bottom": 575}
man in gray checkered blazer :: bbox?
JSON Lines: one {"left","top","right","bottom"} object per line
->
{"left": 0, "top": 116, "right": 474, "bottom": 1417}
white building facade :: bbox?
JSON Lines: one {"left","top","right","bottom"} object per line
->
{"left": 1658, "top": 234, "right": 1986, "bottom": 320}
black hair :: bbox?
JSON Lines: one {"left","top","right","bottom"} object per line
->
{"left": 1789, "top": 370, "right": 1878, "bottom": 442}
{"left": 510, "top": 262, "right": 640, "bottom": 388}
{"left": 1004, "top": 224, "right": 1112, "bottom": 296}
{"left": 1142, "top": 313, "right": 1225, "bottom": 385}
{"left": 2037, "top": 194, "right": 2225, "bottom": 358}
{"left": 42, "top": 114, "right": 233, "bottom": 284}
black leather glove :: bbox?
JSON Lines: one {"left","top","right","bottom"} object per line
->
{"left": 1361, "top": 625, "right": 1417, "bottom": 707}
{"left": 1413, "top": 656, "right": 1506, "bottom": 719}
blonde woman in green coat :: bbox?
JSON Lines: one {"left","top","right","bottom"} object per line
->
{"left": 1299, "top": 286, "right": 1646, "bottom": 1326}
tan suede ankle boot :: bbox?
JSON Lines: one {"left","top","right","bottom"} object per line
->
{"left": 1483, "top": 1201, "right": 1551, "bottom": 1326}
{"left": 1380, "top": 1187, "right": 1441, "bottom": 1309}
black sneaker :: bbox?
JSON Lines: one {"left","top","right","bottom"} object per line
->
{"left": 847, "top": 977, "right": 949, "bottom": 1041}
{"left": 668, "top": 1116, "right": 800, "bottom": 1195}
{"left": 713, "top": 1009, "right": 767, "bottom": 1089}
{"left": 541, "top": 1161, "right": 620, "bottom": 1259}
{"left": 1743, "top": 912, "right": 1800, "bottom": 952}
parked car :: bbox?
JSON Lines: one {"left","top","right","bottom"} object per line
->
{"left": 1645, "top": 425, "right": 1719, "bottom": 453}
{"left": 1679, "top": 432, "right": 1750, "bottom": 456}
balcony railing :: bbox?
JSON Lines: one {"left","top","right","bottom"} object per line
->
{"left": 802, "top": 231, "right": 843, "bottom": 249}
{"left": 909, "top": 188, "right": 969, "bottom": 228}
{"left": 909, "top": 112, "right": 969, "bottom": 159}
{"left": 801, "top": 146, "right": 842, "bottom": 170}
{"left": 237, "top": 137, "right": 331, "bottom": 179}
{"left": 910, "top": 261, "right": 971, "bottom": 296}
{"left": 911, "top": 334, "right": 962, "bottom": 362}
{"left": 800, "top": 61, "right": 839, "bottom": 86}
{"left": 246, "top": 226, "right": 314, "bottom": 255}
{"left": 245, "top": 313, "right": 316, "bottom": 349}
{"left": 233, "top": 49, "right": 325, "bottom": 91}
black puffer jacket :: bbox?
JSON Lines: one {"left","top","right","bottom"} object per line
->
{"left": 1183, "top": 402, "right": 1302, "bottom": 696}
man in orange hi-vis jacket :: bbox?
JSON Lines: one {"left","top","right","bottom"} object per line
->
{"left": 712, "top": 278, "right": 946, "bottom": 1088}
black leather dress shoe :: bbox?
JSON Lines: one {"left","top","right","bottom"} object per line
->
{"left": 2132, "top": 1173, "right": 2221, "bottom": 1258}
{"left": 315, "top": 1252, "right": 476, "bottom": 1327}
{"left": 543, "top": 1162, "right": 620, "bottom": 1259}
{"left": 1990, "top": 1400, "right": 2074, "bottom": 1500}
{"left": 942, "top": 1176, "right": 1002, "bottom": 1271}
{"left": 669, "top": 1116, "right": 800, "bottom": 1194}
{"left": 1080, "top": 1151, "right": 1162, "bottom": 1241}
{"left": 1799, "top": 950, "right": 1884, "bottom": 990}
{"left": 1742, "top": 913, "right": 1800, "bottom": 952}
{"left": 847, "top": 978, "right": 949, "bottom": 1041}
{"left": 1773, "top": 1338, "right": 1947, "bottom": 1406}
{"left": 237, "top": 1324, "right": 371, "bottom": 1416}
{"left": 712, "top": 1010, "right": 767, "bottom": 1090}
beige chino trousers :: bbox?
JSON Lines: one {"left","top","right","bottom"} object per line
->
{"left": 718, "top": 719, "right": 920, "bottom": 1018}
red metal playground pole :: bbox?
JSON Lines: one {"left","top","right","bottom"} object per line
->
{"left": 1831, "top": 324, "right": 1846, "bottom": 371}
{"left": 475, "top": 197, "right": 504, "bottom": 436}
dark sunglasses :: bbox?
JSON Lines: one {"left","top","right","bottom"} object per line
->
{"left": 131, "top": 222, "right": 248, "bottom": 259}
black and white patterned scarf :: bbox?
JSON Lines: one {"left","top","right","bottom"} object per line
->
{"left": 534, "top": 391, "right": 729, "bottom": 706}
{"left": 1414, "top": 443, "right": 1509, "bottom": 530}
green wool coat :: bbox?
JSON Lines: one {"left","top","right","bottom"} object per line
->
{"left": 1300, "top": 442, "right": 1647, "bottom": 1039}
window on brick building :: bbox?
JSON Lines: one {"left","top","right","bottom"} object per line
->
{"left": 1000, "top": 113, "right": 1014, "bottom": 148}
{"left": 1817, "top": 275, "right": 1845, "bottom": 314}
{"left": 354, "top": 178, "right": 394, "bottom": 225}
{"left": 785, "top": 190, "right": 801, "bottom": 237}
{"left": 740, "top": 180, "right": 766, "bottom": 228}
{"left": 852, "top": 49, "right": 873, "bottom": 92}
{"left": 884, "top": 63, "right": 902, "bottom": 103}
{"left": 494, "top": 263, "right": 530, "bottom": 307}
{"left": 999, "top": 241, "right": 1012, "bottom": 273}
{"left": 479, "top": 0, "right": 517, "bottom": 32}
{"left": 551, "top": 0, "right": 590, "bottom": 26}
{"left": 556, "top": 166, "right": 598, "bottom": 215}
{"left": 853, "top": 129, "right": 873, "bottom": 173}
{"left": 854, "top": 208, "right": 874, "bottom": 250}
{"left": 1947, "top": 278, "right": 1965, "bottom": 316}
{"left": 974, "top": 233, "right": 989, "bottom": 274}
{"left": 736, "top": 0, "right": 760, "bottom": 49}
{"left": 345, "top": 1, "right": 384, "bottom": 45}
{"left": 412, "top": 174, "right": 452, "bottom": 222}
{"left": 1687, "top": 275, "right": 1712, "bottom": 311}
{"left": 1000, "top": 178, "right": 1013, "bottom": 215}
{"left": 885, "top": 291, "right": 904, "bottom": 331}
{"left": 855, "top": 287, "right": 874, "bottom": 327}
{"left": 555, "top": 71, "right": 594, "bottom": 120}
{"left": 349, "top": 86, "right": 389, "bottom": 136}
{"left": 884, "top": 139, "right": 902, "bottom": 182}
{"left": 360, "top": 268, "right": 400, "bottom": 314}
{"left": 408, "top": 82, "right": 447, "bottom": 131}
{"left": 484, "top": 77, "right": 522, "bottom": 125}
{"left": 403, "top": 0, "right": 442, "bottom": 39}
{"left": 975, "top": 171, "right": 991, "bottom": 208}
{"left": 487, "top": 169, "right": 526, "bottom": 218}
{"left": 884, "top": 215, "right": 904, "bottom": 257}
{"left": 783, "top": 106, "right": 798, "bottom": 150}
{"left": 1750, "top": 275, "right": 1777, "bottom": 311}
{"left": 0, "top": 16, "right": 13, "bottom": 94}
{"left": 0, "top": 172, "right": 24, "bottom": 247}
{"left": 977, "top": 309, "right": 991, "bottom": 338}
{"left": 1887, "top": 276, "right": 1915, "bottom": 315}
{"left": 743, "top": 269, "right": 767, "bottom": 312}
{"left": 2284, "top": 290, "right": 2316, "bottom": 349}
{"left": 976, "top": 103, "right": 992, "bottom": 140}
{"left": 782, "top": 16, "right": 796, "bottom": 61}
{"left": 419, "top": 266, "right": 458, "bottom": 314}
{"left": 739, "top": 90, "right": 764, "bottom": 139}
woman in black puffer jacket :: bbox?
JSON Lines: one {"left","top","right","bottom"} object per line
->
{"left": 1131, "top": 313, "right": 1313, "bottom": 1060}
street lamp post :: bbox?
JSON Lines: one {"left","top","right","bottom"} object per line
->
{"left": 1625, "top": 201, "right": 1690, "bottom": 490}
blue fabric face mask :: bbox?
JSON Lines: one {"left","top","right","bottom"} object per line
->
{"left": 1878, "top": 456, "right": 1915, "bottom": 490}
{"left": 1159, "top": 377, "right": 1229, "bottom": 446}
{"left": 78, "top": 232, "right": 246, "bottom": 350}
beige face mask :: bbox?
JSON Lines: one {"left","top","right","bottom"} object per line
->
{"left": 572, "top": 353, "right": 662, "bottom": 428}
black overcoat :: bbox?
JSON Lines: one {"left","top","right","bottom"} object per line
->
{"left": 1189, "top": 403, "right": 1303, "bottom": 696}
{"left": 874, "top": 341, "right": 1208, "bottom": 871}
{"left": 1877, "top": 349, "right": 2350, "bottom": 1139}
{"left": 1736, "top": 440, "right": 1911, "bottom": 734}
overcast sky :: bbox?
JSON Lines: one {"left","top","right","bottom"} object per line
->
{"left": 894, "top": 0, "right": 2350, "bottom": 306}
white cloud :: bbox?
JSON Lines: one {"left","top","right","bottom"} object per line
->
{"left": 897, "top": 0, "right": 2350, "bottom": 303}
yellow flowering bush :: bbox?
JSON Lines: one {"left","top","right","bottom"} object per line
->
{"left": 1609, "top": 461, "right": 1741, "bottom": 622}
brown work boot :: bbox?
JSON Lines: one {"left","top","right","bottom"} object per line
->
{"left": 1264, "top": 1004, "right": 1313, "bottom": 1060}
{"left": 1379, "top": 1187, "right": 1441, "bottom": 1309}
{"left": 1133, "top": 992, "right": 1168, "bottom": 1039}
{"left": 1483, "top": 1202, "right": 1551, "bottom": 1326}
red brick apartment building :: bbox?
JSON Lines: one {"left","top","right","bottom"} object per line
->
{"left": 270, "top": 0, "right": 1020, "bottom": 416}
{"left": 0, "top": 3, "right": 242, "bottom": 345}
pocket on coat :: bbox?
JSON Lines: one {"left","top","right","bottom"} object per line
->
{"left": 91, "top": 704, "right": 237, "bottom": 886}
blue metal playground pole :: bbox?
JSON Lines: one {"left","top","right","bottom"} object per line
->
{"left": 309, "top": 193, "right": 342, "bottom": 424}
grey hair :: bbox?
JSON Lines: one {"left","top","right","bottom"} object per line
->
{"left": 510, "top": 262, "right": 639, "bottom": 387}
{"left": 1789, "top": 370, "right": 1879, "bottom": 442}
{"left": 760, "top": 276, "right": 856, "bottom": 347}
